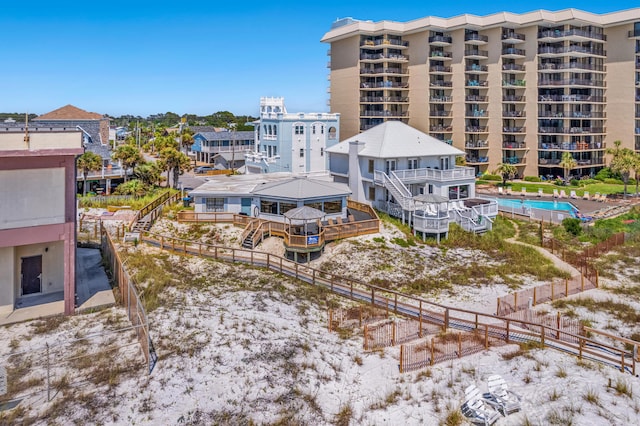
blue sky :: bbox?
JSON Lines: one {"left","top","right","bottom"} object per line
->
{"left": 1, "top": 1, "right": 637, "bottom": 117}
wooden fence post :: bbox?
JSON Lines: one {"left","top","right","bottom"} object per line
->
{"left": 496, "top": 298, "right": 501, "bottom": 316}
{"left": 444, "top": 309, "right": 449, "bottom": 331}
{"left": 399, "top": 345, "right": 404, "bottom": 373}
{"left": 557, "top": 312, "right": 561, "bottom": 339}
{"left": 484, "top": 324, "right": 489, "bottom": 349}
{"left": 392, "top": 322, "right": 396, "bottom": 346}
{"left": 394, "top": 293, "right": 398, "bottom": 314}
{"left": 419, "top": 301, "right": 423, "bottom": 338}
{"left": 359, "top": 306, "right": 363, "bottom": 328}
{"left": 533, "top": 287, "right": 537, "bottom": 306}
{"left": 514, "top": 292, "right": 518, "bottom": 311}
{"left": 595, "top": 269, "right": 599, "bottom": 287}
{"left": 363, "top": 325, "right": 368, "bottom": 350}
{"left": 578, "top": 338, "right": 583, "bottom": 360}
{"left": 541, "top": 326, "right": 545, "bottom": 346}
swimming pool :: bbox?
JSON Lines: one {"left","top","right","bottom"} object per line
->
{"left": 497, "top": 198, "right": 578, "bottom": 212}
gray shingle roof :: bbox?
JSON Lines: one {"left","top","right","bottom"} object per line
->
{"left": 251, "top": 176, "right": 351, "bottom": 199}
{"left": 196, "top": 131, "right": 254, "bottom": 141}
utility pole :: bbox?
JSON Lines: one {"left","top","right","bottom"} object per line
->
{"left": 228, "top": 122, "right": 237, "bottom": 174}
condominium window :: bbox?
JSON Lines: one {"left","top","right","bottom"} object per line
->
{"left": 260, "top": 200, "right": 278, "bottom": 214}
{"left": 312, "top": 125, "right": 316, "bottom": 135}
{"left": 368, "top": 159, "right": 374, "bottom": 173}
{"left": 408, "top": 158, "right": 418, "bottom": 169}
{"left": 295, "top": 125, "right": 304, "bottom": 135}
{"left": 320, "top": 147, "right": 324, "bottom": 157}
{"left": 205, "top": 198, "right": 225, "bottom": 212}
{"left": 368, "top": 187, "right": 376, "bottom": 201}
{"left": 324, "top": 199, "right": 342, "bottom": 214}
{"left": 299, "top": 148, "right": 304, "bottom": 158}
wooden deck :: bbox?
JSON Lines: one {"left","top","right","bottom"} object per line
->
{"left": 176, "top": 200, "right": 380, "bottom": 250}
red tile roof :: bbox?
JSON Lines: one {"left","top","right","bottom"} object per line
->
{"left": 34, "top": 104, "right": 104, "bottom": 121}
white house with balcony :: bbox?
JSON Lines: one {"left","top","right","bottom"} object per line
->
{"left": 326, "top": 121, "right": 498, "bottom": 240}
{"left": 244, "top": 97, "right": 340, "bottom": 174}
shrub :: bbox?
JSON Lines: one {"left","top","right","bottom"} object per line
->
{"left": 482, "top": 174, "right": 502, "bottom": 181}
{"left": 554, "top": 179, "right": 564, "bottom": 186}
{"left": 562, "top": 218, "right": 582, "bottom": 236}
{"left": 595, "top": 167, "right": 612, "bottom": 181}
{"left": 570, "top": 179, "right": 581, "bottom": 187}
{"left": 524, "top": 176, "right": 541, "bottom": 182}
{"left": 604, "top": 178, "right": 624, "bottom": 185}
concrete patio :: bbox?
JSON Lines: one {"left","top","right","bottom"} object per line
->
{"left": 0, "top": 248, "right": 115, "bottom": 326}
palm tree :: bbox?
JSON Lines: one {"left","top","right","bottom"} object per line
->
{"left": 112, "top": 144, "right": 143, "bottom": 182}
{"left": 76, "top": 151, "right": 103, "bottom": 196}
{"left": 559, "top": 152, "right": 577, "bottom": 184}
{"left": 495, "top": 163, "right": 517, "bottom": 186}
{"left": 180, "top": 127, "right": 195, "bottom": 154}
{"left": 634, "top": 151, "right": 640, "bottom": 197}
{"left": 135, "top": 162, "right": 163, "bottom": 187}
{"left": 158, "top": 147, "right": 191, "bottom": 188}
{"left": 607, "top": 141, "right": 636, "bottom": 198}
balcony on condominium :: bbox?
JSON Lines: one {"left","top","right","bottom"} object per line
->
{"left": 429, "top": 35, "right": 452, "bottom": 45}
{"left": 502, "top": 31, "right": 526, "bottom": 43}
{"left": 503, "top": 126, "right": 525, "bottom": 133}
{"left": 466, "top": 64, "right": 488, "bottom": 73}
{"left": 502, "top": 47, "right": 526, "bottom": 57}
{"left": 502, "top": 63, "right": 525, "bottom": 71}
{"left": 538, "top": 126, "right": 605, "bottom": 134}
{"left": 464, "top": 33, "right": 489, "bottom": 44}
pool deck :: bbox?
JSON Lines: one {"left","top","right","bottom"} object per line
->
{"left": 478, "top": 184, "right": 639, "bottom": 217}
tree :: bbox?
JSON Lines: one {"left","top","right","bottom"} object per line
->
{"left": 607, "top": 140, "right": 636, "bottom": 198}
{"left": 112, "top": 144, "right": 143, "bottom": 182}
{"left": 76, "top": 151, "right": 103, "bottom": 196}
{"left": 634, "top": 151, "right": 640, "bottom": 196}
{"left": 495, "top": 163, "right": 517, "bottom": 186}
{"left": 114, "top": 179, "right": 147, "bottom": 196}
{"left": 158, "top": 147, "right": 191, "bottom": 188}
{"left": 135, "top": 162, "right": 163, "bottom": 187}
{"left": 180, "top": 127, "right": 195, "bottom": 154}
{"left": 559, "top": 152, "right": 577, "bottom": 184}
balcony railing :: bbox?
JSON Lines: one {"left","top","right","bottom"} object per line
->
{"left": 393, "top": 166, "right": 476, "bottom": 182}
{"left": 430, "top": 65, "right": 452, "bottom": 73}
{"left": 430, "top": 81, "right": 453, "bottom": 87}
{"left": 503, "top": 156, "right": 524, "bottom": 165}
{"left": 430, "top": 96, "right": 453, "bottom": 102}
{"left": 466, "top": 156, "right": 489, "bottom": 163}
{"left": 466, "top": 80, "right": 488, "bottom": 87}
{"left": 362, "top": 110, "right": 408, "bottom": 117}
{"left": 539, "top": 142, "right": 604, "bottom": 150}
{"left": 502, "top": 32, "right": 525, "bottom": 41}
{"left": 503, "top": 127, "right": 525, "bottom": 133}
{"left": 464, "top": 49, "right": 489, "bottom": 57}
{"left": 466, "top": 95, "right": 488, "bottom": 102}
{"left": 629, "top": 29, "right": 640, "bottom": 38}
{"left": 502, "top": 111, "right": 525, "bottom": 117}
{"left": 430, "top": 51, "right": 453, "bottom": 59}
{"left": 360, "top": 96, "right": 409, "bottom": 103}
{"left": 503, "top": 80, "right": 526, "bottom": 87}
{"left": 465, "top": 33, "right": 489, "bottom": 43}
{"left": 537, "top": 46, "right": 606, "bottom": 56}
{"left": 502, "top": 48, "right": 526, "bottom": 56}
{"left": 538, "top": 111, "right": 605, "bottom": 118}
{"left": 503, "top": 95, "right": 524, "bottom": 102}
{"left": 430, "top": 110, "right": 451, "bottom": 117}
{"left": 466, "top": 64, "right": 488, "bottom": 72}
{"left": 360, "top": 53, "right": 409, "bottom": 61}
{"left": 538, "top": 62, "right": 605, "bottom": 72}
{"left": 538, "top": 29, "right": 606, "bottom": 41}
{"left": 538, "top": 127, "right": 605, "bottom": 134}
{"left": 466, "top": 110, "right": 488, "bottom": 117}
{"left": 538, "top": 95, "right": 605, "bottom": 102}
{"left": 538, "top": 79, "right": 605, "bottom": 87}
{"left": 466, "top": 126, "right": 488, "bottom": 132}
{"left": 465, "top": 140, "right": 488, "bottom": 148}
{"left": 541, "top": 158, "right": 605, "bottom": 166}
{"left": 361, "top": 81, "right": 409, "bottom": 89}
{"left": 429, "top": 35, "right": 452, "bottom": 44}
{"left": 502, "top": 142, "right": 527, "bottom": 149}
{"left": 430, "top": 125, "right": 453, "bottom": 132}
{"left": 361, "top": 39, "right": 409, "bottom": 47}
{"left": 502, "top": 64, "right": 525, "bottom": 71}
{"left": 360, "top": 67, "right": 407, "bottom": 75}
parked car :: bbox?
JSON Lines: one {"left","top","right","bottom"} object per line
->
{"left": 194, "top": 165, "right": 215, "bottom": 174}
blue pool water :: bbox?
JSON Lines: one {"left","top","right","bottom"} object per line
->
{"left": 497, "top": 198, "right": 578, "bottom": 212}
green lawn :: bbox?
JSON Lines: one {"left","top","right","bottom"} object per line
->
{"left": 477, "top": 180, "right": 638, "bottom": 197}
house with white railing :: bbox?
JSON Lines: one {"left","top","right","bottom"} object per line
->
{"left": 326, "top": 121, "right": 498, "bottom": 240}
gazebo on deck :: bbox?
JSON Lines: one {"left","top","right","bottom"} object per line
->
{"left": 283, "top": 206, "right": 326, "bottom": 263}
{"left": 412, "top": 193, "right": 451, "bottom": 242}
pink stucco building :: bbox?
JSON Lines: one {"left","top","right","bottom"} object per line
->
{"left": 0, "top": 127, "right": 83, "bottom": 315}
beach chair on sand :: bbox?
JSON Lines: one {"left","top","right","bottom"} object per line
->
{"left": 485, "top": 375, "right": 522, "bottom": 416}
{"left": 559, "top": 190, "right": 567, "bottom": 199}
{"left": 537, "top": 188, "right": 543, "bottom": 197}
{"left": 570, "top": 190, "right": 577, "bottom": 199}
{"left": 593, "top": 192, "right": 601, "bottom": 202}
{"left": 598, "top": 194, "right": 607, "bottom": 203}
{"left": 520, "top": 187, "right": 527, "bottom": 197}
{"left": 553, "top": 189, "right": 559, "bottom": 198}
{"left": 461, "top": 384, "right": 501, "bottom": 426}
{"left": 583, "top": 191, "right": 590, "bottom": 200}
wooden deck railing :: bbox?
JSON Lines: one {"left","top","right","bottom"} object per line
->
{"left": 129, "top": 191, "right": 180, "bottom": 231}
{"left": 141, "top": 231, "right": 638, "bottom": 375}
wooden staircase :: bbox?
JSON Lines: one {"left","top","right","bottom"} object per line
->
{"left": 242, "top": 230, "right": 257, "bottom": 249}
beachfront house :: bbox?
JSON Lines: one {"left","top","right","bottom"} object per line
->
{"left": 326, "top": 121, "right": 497, "bottom": 239}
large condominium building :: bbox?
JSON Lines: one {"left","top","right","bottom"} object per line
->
{"left": 322, "top": 9, "right": 640, "bottom": 179}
